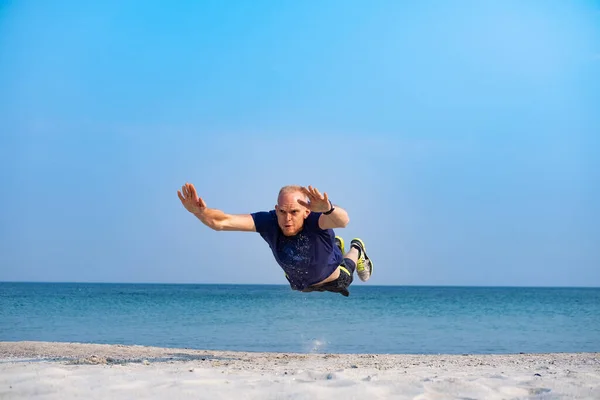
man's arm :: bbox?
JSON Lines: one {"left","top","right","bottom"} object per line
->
{"left": 193, "top": 209, "right": 256, "bottom": 232}
{"left": 318, "top": 203, "right": 350, "bottom": 230}
{"left": 177, "top": 182, "right": 256, "bottom": 232}
{"left": 297, "top": 185, "right": 350, "bottom": 230}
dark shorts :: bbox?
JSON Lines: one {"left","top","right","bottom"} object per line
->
{"left": 302, "top": 258, "right": 356, "bottom": 297}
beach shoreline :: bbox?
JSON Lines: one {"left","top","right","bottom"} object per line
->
{"left": 1, "top": 341, "right": 599, "bottom": 399}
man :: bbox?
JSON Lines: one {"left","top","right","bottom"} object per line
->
{"left": 177, "top": 182, "right": 373, "bottom": 296}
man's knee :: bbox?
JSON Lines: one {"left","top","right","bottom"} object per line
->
{"left": 343, "top": 258, "right": 356, "bottom": 274}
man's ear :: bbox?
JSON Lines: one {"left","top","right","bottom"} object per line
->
{"left": 303, "top": 208, "right": 311, "bottom": 218}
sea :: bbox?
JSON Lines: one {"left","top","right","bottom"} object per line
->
{"left": 1, "top": 283, "right": 598, "bottom": 355}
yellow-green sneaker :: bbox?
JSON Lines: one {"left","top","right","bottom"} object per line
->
{"left": 351, "top": 238, "right": 372, "bottom": 282}
{"left": 335, "top": 236, "right": 345, "bottom": 255}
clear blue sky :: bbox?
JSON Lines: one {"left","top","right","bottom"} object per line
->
{"left": 1, "top": 1, "right": 598, "bottom": 286}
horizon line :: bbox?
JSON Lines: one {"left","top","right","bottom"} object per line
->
{"left": 1, "top": 281, "right": 599, "bottom": 289}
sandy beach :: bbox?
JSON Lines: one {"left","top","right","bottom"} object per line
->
{"left": 0, "top": 342, "right": 598, "bottom": 399}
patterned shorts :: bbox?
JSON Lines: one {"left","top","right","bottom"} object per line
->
{"left": 302, "top": 258, "right": 356, "bottom": 297}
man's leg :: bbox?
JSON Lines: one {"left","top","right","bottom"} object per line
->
{"left": 331, "top": 236, "right": 372, "bottom": 295}
{"left": 337, "top": 237, "right": 359, "bottom": 276}
{"left": 343, "top": 246, "right": 359, "bottom": 270}
{"left": 346, "top": 239, "right": 372, "bottom": 282}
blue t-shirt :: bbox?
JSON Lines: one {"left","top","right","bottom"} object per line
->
{"left": 251, "top": 210, "right": 343, "bottom": 291}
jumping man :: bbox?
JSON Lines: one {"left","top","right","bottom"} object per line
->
{"left": 177, "top": 183, "right": 373, "bottom": 296}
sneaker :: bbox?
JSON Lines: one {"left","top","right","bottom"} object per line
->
{"left": 351, "top": 238, "right": 372, "bottom": 282}
{"left": 335, "top": 236, "right": 345, "bottom": 255}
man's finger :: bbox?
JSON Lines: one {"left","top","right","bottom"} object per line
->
{"left": 302, "top": 186, "right": 314, "bottom": 199}
{"left": 189, "top": 184, "right": 198, "bottom": 199}
{"left": 304, "top": 186, "right": 316, "bottom": 199}
{"left": 312, "top": 188, "right": 321, "bottom": 199}
{"left": 177, "top": 190, "right": 185, "bottom": 202}
{"left": 198, "top": 197, "right": 207, "bottom": 208}
{"left": 297, "top": 199, "right": 310, "bottom": 208}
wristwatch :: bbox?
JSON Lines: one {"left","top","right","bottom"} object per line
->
{"left": 323, "top": 200, "right": 335, "bottom": 215}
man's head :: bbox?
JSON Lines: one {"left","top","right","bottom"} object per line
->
{"left": 275, "top": 185, "right": 310, "bottom": 236}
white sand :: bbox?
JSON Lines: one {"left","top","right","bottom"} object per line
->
{"left": 0, "top": 341, "right": 598, "bottom": 399}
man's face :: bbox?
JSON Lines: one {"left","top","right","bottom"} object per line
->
{"left": 275, "top": 191, "right": 310, "bottom": 236}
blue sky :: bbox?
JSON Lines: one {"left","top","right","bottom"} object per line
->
{"left": 1, "top": 0, "right": 598, "bottom": 286}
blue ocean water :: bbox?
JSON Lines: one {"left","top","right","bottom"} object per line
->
{"left": 1, "top": 283, "right": 598, "bottom": 355}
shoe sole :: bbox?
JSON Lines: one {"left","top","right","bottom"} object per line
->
{"left": 335, "top": 236, "right": 345, "bottom": 255}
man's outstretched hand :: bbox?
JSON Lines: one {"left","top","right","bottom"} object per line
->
{"left": 297, "top": 186, "right": 332, "bottom": 213}
{"left": 177, "top": 183, "right": 207, "bottom": 214}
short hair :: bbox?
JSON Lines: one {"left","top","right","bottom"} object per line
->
{"left": 278, "top": 185, "right": 308, "bottom": 203}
